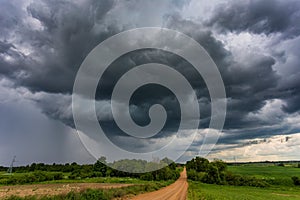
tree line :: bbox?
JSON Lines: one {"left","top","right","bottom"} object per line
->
{"left": 0, "top": 157, "right": 180, "bottom": 185}
{"left": 186, "top": 157, "right": 269, "bottom": 187}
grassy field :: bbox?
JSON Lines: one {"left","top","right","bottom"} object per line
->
{"left": 228, "top": 164, "right": 300, "bottom": 186}
{"left": 188, "top": 181, "right": 300, "bottom": 200}
{"left": 0, "top": 175, "right": 174, "bottom": 199}
{"left": 0, "top": 171, "right": 175, "bottom": 199}
{"left": 0, "top": 172, "right": 165, "bottom": 186}
{"left": 3, "top": 182, "right": 173, "bottom": 200}
{"left": 228, "top": 164, "right": 300, "bottom": 177}
{"left": 188, "top": 164, "right": 300, "bottom": 200}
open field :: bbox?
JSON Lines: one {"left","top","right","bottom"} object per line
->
{"left": 0, "top": 160, "right": 181, "bottom": 199}
{"left": 0, "top": 171, "right": 175, "bottom": 199}
{"left": 188, "top": 181, "right": 300, "bottom": 200}
{"left": 0, "top": 180, "right": 173, "bottom": 199}
{"left": 2, "top": 163, "right": 300, "bottom": 199}
{"left": 228, "top": 164, "right": 300, "bottom": 186}
{"left": 188, "top": 164, "right": 300, "bottom": 200}
{"left": 0, "top": 183, "right": 133, "bottom": 199}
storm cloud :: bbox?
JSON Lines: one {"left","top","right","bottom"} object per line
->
{"left": 0, "top": 0, "right": 300, "bottom": 164}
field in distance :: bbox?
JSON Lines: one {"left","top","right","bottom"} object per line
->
{"left": 188, "top": 163, "right": 300, "bottom": 200}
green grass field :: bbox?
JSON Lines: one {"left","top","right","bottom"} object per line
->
{"left": 228, "top": 164, "right": 300, "bottom": 178}
{"left": 228, "top": 164, "right": 300, "bottom": 186}
{"left": 188, "top": 181, "right": 300, "bottom": 200}
{"left": 0, "top": 172, "right": 165, "bottom": 185}
{"left": 188, "top": 164, "right": 300, "bottom": 199}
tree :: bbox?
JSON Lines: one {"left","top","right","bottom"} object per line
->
{"left": 186, "top": 157, "right": 209, "bottom": 172}
{"left": 93, "top": 157, "right": 107, "bottom": 176}
{"left": 211, "top": 159, "right": 227, "bottom": 172}
{"left": 204, "top": 164, "right": 221, "bottom": 184}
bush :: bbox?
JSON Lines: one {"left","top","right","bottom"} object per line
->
{"left": 140, "top": 173, "right": 154, "bottom": 181}
{"left": 187, "top": 169, "right": 205, "bottom": 181}
{"left": 79, "top": 189, "right": 108, "bottom": 200}
{"left": 292, "top": 176, "right": 300, "bottom": 186}
{"left": 3, "top": 171, "right": 64, "bottom": 185}
{"left": 225, "top": 172, "right": 269, "bottom": 187}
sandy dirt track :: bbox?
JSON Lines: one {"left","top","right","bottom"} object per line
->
{"left": 0, "top": 182, "right": 133, "bottom": 199}
{"left": 130, "top": 167, "right": 188, "bottom": 200}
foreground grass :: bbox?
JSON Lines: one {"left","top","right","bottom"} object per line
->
{"left": 4, "top": 181, "right": 173, "bottom": 200}
{"left": 188, "top": 181, "right": 300, "bottom": 200}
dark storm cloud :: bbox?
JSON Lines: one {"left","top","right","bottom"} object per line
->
{"left": 165, "top": 15, "right": 280, "bottom": 129}
{"left": 0, "top": 0, "right": 119, "bottom": 93}
{"left": 207, "top": 0, "right": 300, "bottom": 115}
{"left": 0, "top": 0, "right": 286, "bottom": 134}
{"left": 208, "top": 0, "right": 300, "bottom": 38}
{"left": 1, "top": 0, "right": 300, "bottom": 161}
{"left": 0, "top": 41, "right": 14, "bottom": 54}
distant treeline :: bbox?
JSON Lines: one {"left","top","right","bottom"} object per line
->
{"left": 0, "top": 157, "right": 181, "bottom": 185}
{"left": 227, "top": 160, "right": 300, "bottom": 165}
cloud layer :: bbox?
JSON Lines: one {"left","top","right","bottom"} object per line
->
{"left": 0, "top": 0, "right": 300, "bottom": 164}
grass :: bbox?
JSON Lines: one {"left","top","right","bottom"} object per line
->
{"left": 188, "top": 164, "right": 300, "bottom": 199}
{"left": 0, "top": 173, "right": 157, "bottom": 186}
{"left": 4, "top": 181, "right": 173, "bottom": 200}
{"left": 0, "top": 171, "right": 175, "bottom": 199}
{"left": 228, "top": 165, "right": 300, "bottom": 186}
{"left": 38, "top": 176, "right": 163, "bottom": 185}
{"left": 188, "top": 181, "right": 300, "bottom": 200}
{"left": 228, "top": 164, "right": 300, "bottom": 178}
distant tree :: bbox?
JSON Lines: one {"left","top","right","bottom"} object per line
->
{"left": 186, "top": 157, "right": 209, "bottom": 172}
{"left": 204, "top": 164, "right": 221, "bottom": 184}
{"left": 29, "top": 163, "right": 37, "bottom": 171}
{"left": 161, "top": 157, "right": 176, "bottom": 170}
{"left": 211, "top": 159, "right": 227, "bottom": 172}
{"left": 93, "top": 157, "right": 107, "bottom": 176}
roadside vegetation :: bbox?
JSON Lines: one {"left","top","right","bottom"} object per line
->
{"left": 4, "top": 181, "right": 173, "bottom": 200}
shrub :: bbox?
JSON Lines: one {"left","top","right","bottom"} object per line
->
{"left": 224, "top": 172, "right": 269, "bottom": 187}
{"left": 187, "top": 169, "right": 205, "bottom": 181}
{"left": 292, "top": 176, "right": 300, "bottom": 186}
{"left": 140, "top": 173, "right": 154, "bottom": 181}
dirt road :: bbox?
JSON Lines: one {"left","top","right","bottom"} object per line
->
{"left": 0, "top": 183, "right": 133, "bottom": 199}
{"left": 131, "top": 167, "right": 188, "bottom": 200}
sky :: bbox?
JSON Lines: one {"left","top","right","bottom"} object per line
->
{"left": 0, "top": 0, "right": 300, "bottom": 166}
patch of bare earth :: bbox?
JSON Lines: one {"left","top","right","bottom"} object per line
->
{"left": 0, "top": 183, "right": 133, "bottom": 199}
